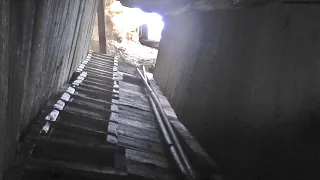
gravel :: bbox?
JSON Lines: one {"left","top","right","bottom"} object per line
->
{"left": 106, "top": 40, "right": 158, "bottom": 68}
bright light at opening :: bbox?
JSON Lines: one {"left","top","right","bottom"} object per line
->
{"left": 145, "top": 13, "right": 164, "bottom": 41}
{"left": 109, "top": 1, "right": 123, "bottom": 11}
{"left": 108, "top": 2, "right": 164, "bottom": 42}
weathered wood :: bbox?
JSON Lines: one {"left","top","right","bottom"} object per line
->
{"left": 80, "top": 83, "right": 114, "bottom": 93}
{"left": 50, "top": 0, "right": 70, "bottom": 94}
{"left": 69, "top": 98, "right": 112, "bottom": 111}
{"left": 119, "top": 87, "right": 153, "bottom": 112}
{"left": 66, "top": 0, "right": 86, "bottom": 80}
{"left": 117, "top": 124, "right": 162, "bottom": 143}
{"left": 97, "top": 0, "right": 107, "bottom": 53}
{"left": 26, "top": 0, "right": 53, "bottom": 120}
{"left": 0, "top": 1, "right": 98, "bottom": 178}
{"left": 26, "top": 158, "right": 127, "bottom": 178}
{"left": 117, "top": 116, "right": 158, "bottom": 130}
{"left": 127, "top": 159, "right": 175, "bottom": 180}
{"left": 49, "top": 121, "right": 108, "bottom": 136}
{"left": 16, "top": 0, "right": 36, "bottom": 137}
{"left": 92, "top": 52, "right": 114, "bottom": 58}
{"left": 91, "top": 55, "right": 115, "bottom": 62}
{"left": 31, "top": 136, "right": 124, "bottom": 154}
{"left": 63, "top": 105, "right": 109, "bottom": 120}
{"left": 71, "top": 92, "right": 113, "bottom": 105}
{"left": 82, "top": 80, "right": 115, "bottom": 90}
{"left": 85, "top": 76, "right": 116, "bottom": 85}
{"left": 118, "top": 135, "right": 165, "bottom": 155}
{"left": 43, "top": 110, "right": 109, "bottom": 132}
{"left": 56, "top": 0, "right": 81, "bottom": 87}
{"left": 119, "top": 105, "right": 157, "bottom": 126}
{"left": 0, "top": 0, "right": 10, "bottom": 177}
{"left": 126, "top": 149, "right": 169, "bottom": 169}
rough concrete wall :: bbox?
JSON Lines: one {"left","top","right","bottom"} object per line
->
{"left": 0, "top": 0, "right": 98, "bottom": 178}
{"left": 155, "top": 11, "right": 202, "bottom": 115}
{"left": 155, "top": 4, "right": 320, "bottom": 180}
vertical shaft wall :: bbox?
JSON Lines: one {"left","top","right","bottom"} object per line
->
{"left": 155, "top": 4, "right": 320, "bottom": 180}
{"left": 0, "top": 0, "right": 99, "bottom": 177}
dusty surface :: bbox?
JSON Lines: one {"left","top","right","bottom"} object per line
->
{"left": 91, "top": 38, "right": 158, "bottom": 68}
{"left": 92, "top": 34, "right": 158, "bottom": 69}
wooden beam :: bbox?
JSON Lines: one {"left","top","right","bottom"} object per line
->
{"left": 97, "top": 0, "right": 107, "bottom": 54}
{"left": 31, "top": 136, "right": 125, "bottom": 153}
{"left": 0, "top": 0, "right": 10, "bottom": 178}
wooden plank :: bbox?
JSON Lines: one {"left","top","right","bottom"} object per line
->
{"left": 63, "top": 106, "right": 109, "bottom": 120}
{"left": 75, "top": 87, "right": 116, "bottom": 99}
{"left": 23, "top": 0, "right": 52, "bottom": 124}
{"left": 97, "top": 0, "right": 107, "bottom": 53}
{"left": 127, "top": 159, "right": 175, "bottom": 180}
{"left": 80, "top": 83, "right": 114, "bottom": 93}
{"left": 39, "top": 0, "right": 61, "bottom": 102}
{"left": 49, "top": 121, "right": 108, "bottom": 136}
{"left": 56, "top": 0, "right": 81, "bottom": 87}
{"left": 126, "top": 149, "right": 169, "bottom": 169}
{"left": 50, "top": 0, "right": 71, "bottom": 93}
{"left": 26, "top": 158, "right": 127, "bottom": 177}
{"left": 16, "top": 0, "right": 36, "bottom": 135}
{"left": 48, "top": 0, "right": 70, "bottom": 96}
{"left": 70, "top": 0, "right": 97, "bottom": 77}
{"left": 119, "top": 105, "right": 157, "bottom": 126}
{"left": 32, "top": 137, "right": 124, "bottom": 152}
{"left": 119, "top": 82, "right": 152, "bottom": 112}
{"left": 71, "top": 92, "right": 114, "bottom": 106}
{"left": 117, "top": 116, "right": 158, "bottom": 130}
{"left": 83, "top": 0, "right": 98, "bottom": 62}
{"left": 85, "top": 76, "right": 115, "bottom": 84}
{"left": 85, "top": 71, "right": 114, "bottom": 79}
{"left": 84, "top": 66, "right": 114, "bottom": 76}
{"left": 74, "top": 90, "right": 117, "bottom": 103}
{"left": 117, "top": 135, "right": 165, "bottom": 155}
{"left": 71, "top": 96, "right": 112, "bottom": 108}
{"left": 6, "top": 0, "right": 39, "bottom": 171}
{"left": 82, "top": 80, "right": 116, "bottom": 90}
{"left": 91, "top": 54, "right": 115, "bottom": 61}
{"left": 58, "top": 110, "right": 109, "bottom": 131}
{"left": 1, "top": 1, "right": 99, "bottom": 178}
{"left": 92, "top": 52, "right": 114, "bottom": 58}
{"left": 119, "top": 81, "right": 144, "bottom": 93}
{"left": 0, "top": 0, "right": 10, "bottom": 177}
{"left": 117, "top": 124, "right": 162, "bottom": 143}
{"left": 66, "top": 0, "right": 85, "bottom": 80}
{"left": 68, "top": 98, "right": 113, "bottom": 113}
{"left": 89, "top": 61, "right": 116, "bottom": 69}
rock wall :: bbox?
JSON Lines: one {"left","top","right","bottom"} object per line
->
{"left": 155, "top": 3, "right": 320, "bottom": 180}
{"left": 0, "top": 0, "right": 98, "bottom": 178}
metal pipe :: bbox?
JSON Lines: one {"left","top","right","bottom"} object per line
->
{"left": 142, "top": 65, "right": 147, "bottom": 80}
{"left": 140, "top": 68, "right": 173, "bottom": 143}
{"left": 149, "top": 95, "right": 191, "bottom": 179}
{"left": 137, "top": 68, "right": 196, "bottom": 180}
{"left": 140, "top": 69, "right": 192, "bottom": 180}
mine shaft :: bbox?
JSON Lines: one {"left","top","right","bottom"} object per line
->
{"left": 1, "top": 1, "right": 320, "bottom": 180}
